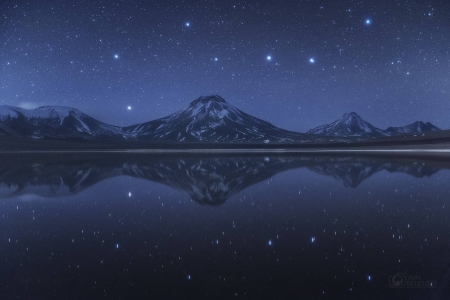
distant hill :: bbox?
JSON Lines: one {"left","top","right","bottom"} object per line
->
{"left": 383, "top": 121, "right": 440, "bottom": 136}
{"left": 307, "top": 112, "right": 440, "bottom": 138}
{"left": 0, "top": 105, "right": 122, "bottom": 139}
{"left": 307, "top": 112, "right": 384, "bottom": 137}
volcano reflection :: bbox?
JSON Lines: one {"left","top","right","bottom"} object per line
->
{"left": 0, "top": 154, "right": 445, "bottom": 205}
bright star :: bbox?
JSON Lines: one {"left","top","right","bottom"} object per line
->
{"left": 127, "top": 106, "right": 132, "bottom": 110}
{"left": 187, "top": 275, "right": 191, "bottom": 280}
{"left": 214, "top": 57, "right": 218, "bottom": 61}
{"left": 309, "top": 58, "right": 315, "bottom": 63}
{"left": 266, "top": 55, "right": 272, "bottom": 61}
{"left": 116, "top": 243, "right": 119, "bottom": 249}
{"left": 128, "top": 192, "right": 132, "bottom": 197}
{"left": 185, "top": 22, "right": 190, "bottom": 27}
{"left": 114, "top": 54, "right": 119, "bottom": 59}
{"left": 268, "top": 240, "right": 272, "bottom": 246}
{"left": 365, "top": 19, "right": 372, "bottom": 25}
{"left": 311, "top": 237, "right": 316, "bottom": 242}
{"left": 368, "top": 275, "right": 372, "bottom": 281}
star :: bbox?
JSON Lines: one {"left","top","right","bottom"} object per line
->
{"left": 214, "top": 57, "right": 218, "bottom": 61}
{"left": 185, "top": 22, "right": 190, "bottom": 27}
{"left": 311, "top": 237, "right": 316, "bottom": 242}
{"left": 266, "top": 55, "right": 272, "bottom": 61}
{"left": 365, "top": 19, "right": 372, "bottom": 25}
{"left": 127, "top": 106, "right": 132, "bottom": 110}
{"left": 114, "top": 54, "right": 119, "bottom": 59}
{"left": 309, "top": 58, "right": 315, "bottom": 63}
{"left": 268, "top": 239, "right": 272, "bottom": 245}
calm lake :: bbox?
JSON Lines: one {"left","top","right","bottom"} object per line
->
{"left": 1, "top": 153, "right": 449, "bottom": 299}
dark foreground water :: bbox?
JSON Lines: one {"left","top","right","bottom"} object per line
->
{"left": 0, "top": 153, "right": 449, "bottom": 299}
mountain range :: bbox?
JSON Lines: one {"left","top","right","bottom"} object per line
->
{"left": 307, "top": 111, "right": 440, "bottom": 138}
{"left": 0, "top": 95, "right": 441, "bottom": 143}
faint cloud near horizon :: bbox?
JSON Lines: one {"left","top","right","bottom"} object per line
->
{"left": 18, "top": 102, "right": 39, "bottom": 109}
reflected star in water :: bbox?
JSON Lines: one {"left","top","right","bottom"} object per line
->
{"left": 1, "top": 153, "right": 450, "bottom": 299}
{"left": 0, "top": 155, "right": 446, "bottom": 205}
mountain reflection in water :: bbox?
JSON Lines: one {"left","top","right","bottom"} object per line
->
{"left": 0, "top": 153, "right": 445, "bottom": 204}
{"left": 1, "top": 152, "right": 450, "bottom": 299}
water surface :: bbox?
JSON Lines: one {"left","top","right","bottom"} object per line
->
{"left": 0, "top": 153, "right": 449, "bottom": 299}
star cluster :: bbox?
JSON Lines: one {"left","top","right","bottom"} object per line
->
{"left": 1, "top": 0, "right": 449, "bottom": 130}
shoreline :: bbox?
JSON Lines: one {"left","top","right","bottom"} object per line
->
{"left": 1, "top": 148, "right": 450, "bottom": 155}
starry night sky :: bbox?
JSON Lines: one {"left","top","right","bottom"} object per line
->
{"left": 1, "top": 0, "right": 449, "bottom": 131}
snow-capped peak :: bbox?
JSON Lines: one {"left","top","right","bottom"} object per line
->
{"left": 342, "top": 112, "right": 361, "bottom": 120}
{"left": 187, "top": 95, "right": 234, "bottom": 119}
{"left": 122, "top": 95, "right": 307, "bottom": 142}
{"left": 189, "top": 95, "right": 227, "bottom": 106}
{"left": 0, "top": 105, "right": 76, "bottom": 123}
{"left": 35, "top": 106, "right": 76, "bottom": 125}
{"left": 0, "top": 104, "right": 122, "bottom": 139}
{"left": 383, "top": 120, "right": 440, "bottom": 136}
{"left": 307, "top": 112, "right": 383, "bottom": 137}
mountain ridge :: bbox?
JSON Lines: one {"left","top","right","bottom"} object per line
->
{"left": 0, "top": 105, "right": 122, "bottom": 139}
{"left": 0, "top": 95, "right": 441, "bottom": 142}
{"left": 307, "top": 111, "right": 440, "bottom": 138}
